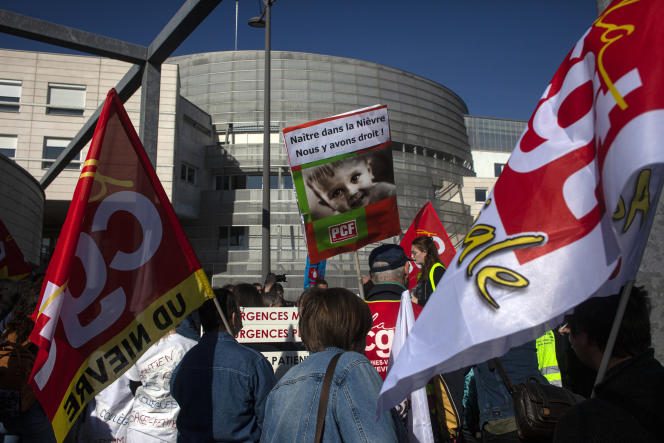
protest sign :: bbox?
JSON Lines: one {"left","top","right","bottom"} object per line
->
{"left": 283, "top": 105, "right": 401, "bottom": 263}
{"left": 399, "top": 202, "right": 456, "bottom": 290}
{"left": 0, "top": 218, "right": 31, "bottom": 280}
{"left": 379, "top": 0, "right": 664, "bottom": 413}
{"left": 236, "top": 307, "right": 308, "bottom": 378}
{"left": 28, "top": 90, "right": 213, "bottom": 442}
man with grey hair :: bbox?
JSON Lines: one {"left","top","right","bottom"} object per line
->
{"left": 364, "top": 244, "right": 422, "bottom": 379}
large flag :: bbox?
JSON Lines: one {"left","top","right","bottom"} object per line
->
{"left": 379, "top": 0, "right": 664, "bottom": 412}
{"left": 29, "top": 90, "right": 214, "bottom": 442}
{"left": 399, "top": 202, "right": 455, "bottom": 290}
{"left": 283, "top": 105, "right": 401, "bottom": 263}
{"left": 0, "top": 218, "right": 32, "bottom": 280}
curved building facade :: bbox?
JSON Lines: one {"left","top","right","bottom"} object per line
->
{"left": 0, "top": 155, "right": 45, "bottom": 265}
{"left": 169, "top": 51, "right": 474, "bottom": 295}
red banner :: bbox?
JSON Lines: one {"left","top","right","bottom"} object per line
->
{"left": 28, "top": 90, "right": 213, "bottom": 442}
{"left": 399, "top": 202, "right": 455, "bottom": 290}
{"left": 0, "top": 218, "right": 31, "bottom": 280}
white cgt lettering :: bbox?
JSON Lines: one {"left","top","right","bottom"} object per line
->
{"left": 59, "top": 190, "right": 163, "bottom": 349}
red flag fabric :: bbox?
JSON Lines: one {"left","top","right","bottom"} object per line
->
{"left": 28, "top": 89, "right": 213, "bottom": 442}
{"left": 0, "top": 218, "right": 31, "bottom": 280}
{"left": 399, "top": 202, "right": 455, "bottom": 290}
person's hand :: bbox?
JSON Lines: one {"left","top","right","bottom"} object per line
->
{"left": 410, "top": 292, "right": 418, "bottom": 304}
{"left": 362, "top": 274, "right": 371, "bottom": 284}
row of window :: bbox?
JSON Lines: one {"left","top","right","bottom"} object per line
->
{"left": 0, "top": 135, "right": 80, "bottom": 168}
{"left": 0, "top": 79, "right": 86, "bottom": 115}
{"left": 214, "top": 174, "right": 293, "bottom": 190}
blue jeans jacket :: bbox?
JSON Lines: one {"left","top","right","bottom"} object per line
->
{"left": 170, "top": 332, "right": 276, "bottom": 442}
{"left": 473, "top": 340, "right": 548, "bottom": 427}
{"left": 261, "top": 348, "right": 402, "bottom": 443}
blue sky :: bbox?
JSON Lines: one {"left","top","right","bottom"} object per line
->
{"left": 0, "top": 0, "right": 598, "bottom": 120}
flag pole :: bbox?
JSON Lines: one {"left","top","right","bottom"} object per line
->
{"left": 591, "top": 279, "right": 634, "bottom": 397}
{"left": 212, "top": 296, "right": 233, "bottom": 334}
{"left": 354, "top": 251, "right": 365, "bottom": 299}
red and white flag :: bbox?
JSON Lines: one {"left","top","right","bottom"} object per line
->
{"left": 399, "top": 202, "right": 455, "bottom": 290}
{"left": 0, "top": 218, "right": 31, "bottom": 280}
{"left": 29, "top": 90, "right": 213, "bottom": 442}
{"left": 379, "top": 0, "right": 664, "bottom": 412}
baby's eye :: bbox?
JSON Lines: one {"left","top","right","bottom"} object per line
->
{"left": 351, "top": 174, "right": 361, "bottom": 184}
{"left": 331, "top": 188, "right": 344, "bottom": 198}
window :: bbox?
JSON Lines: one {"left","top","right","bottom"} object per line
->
{"left": 180, "top": 163, "right": 198, "bottom": 185}
{"left": 218, "top": 226, "right": 248, "bottom": 249}
{"left": 0, "top": 135, "right": 17, "bottom": 158}
{"left": 47, "top": 83, "right": 86, "bottom": 116}
{"left": 215, "top": 175, "right": 248, "bottom": 190}
{"left": 247, "top": 175, "right": 262, "bottom": 189}
{"left": 42, "top": 137, "right": 79, "bottom": 169}
{"left": 0, "top": 80, "right": 21, "bottom": 112}
{"left": 475, "top": 188, "right": 487, "bottom": 202}
{"left": 494, "top": 163, "right": 505, "bottom": 177}
{"left": 215, "top": 174, "right": 291, "bottom": 190}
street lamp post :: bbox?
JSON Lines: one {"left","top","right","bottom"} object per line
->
{"left": 249, "top": 0, "right": 273, "bottom": 280}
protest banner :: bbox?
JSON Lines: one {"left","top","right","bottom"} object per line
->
{"left": 236, "top": 307, "right": 308, "bottom": 378}
{"left": 0, "top": 218, "right": 31, "bottom": 280}
{"left": 283, "top": 105, "right": 401, "bottom": 264}
{"left": 303, "top": 255, "right": 326, "bottom": 289}
{"left": 399, "top": 202, "right": 456, "bottom": 290}
{"left": 379, "top": 0, "right": 664, "bottom": 413}
{"left": 28, "top": 89, "right": 213, "bottom": 442}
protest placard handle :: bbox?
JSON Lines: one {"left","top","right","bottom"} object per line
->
{"left": 591, "top": 279, "right": 634, "bottom": 397}
{"left": 354, "top": 251, "right": 365, "bottom": 299}
{"left": 212, "top": 295, "right": 233, "bottom": 333}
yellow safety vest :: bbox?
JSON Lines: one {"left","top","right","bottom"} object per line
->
{"left": 429, "top": 262, "right": 445, "bottom": 291}
{"left": 536, "top": 330, "right": 562, "bottom": 386}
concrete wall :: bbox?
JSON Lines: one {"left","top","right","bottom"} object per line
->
{"left": 0, "top": 49, "right": 178, "bottom": 204}
{"left": 0, "top": 155, "right": 44, "bottom": 264}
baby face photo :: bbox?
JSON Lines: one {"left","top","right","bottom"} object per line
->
{"left": 302, "top": 147, "right": 396, "bottom": 221}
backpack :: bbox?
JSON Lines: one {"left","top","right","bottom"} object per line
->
{"left": 0, "top": 335, "right": 37, "bottom": 419}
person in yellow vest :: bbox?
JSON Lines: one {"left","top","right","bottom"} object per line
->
{"left": 536, "top": 330, "right": 563, "bottom": 387}
{"left": 410, "top": 235, "right": 446, "bottom": 306}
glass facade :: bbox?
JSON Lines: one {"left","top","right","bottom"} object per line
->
{"left": 464, "top": 116, "right": 527, "bottom": 153}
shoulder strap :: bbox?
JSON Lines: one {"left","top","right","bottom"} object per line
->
{"left": 315, "top": 352, "right": 343, "bottom": 443}
{"left": 490, "top": 358, "right": 515, "bottom": 394}
{"left": 429, "top": 262, "right": 445, "bottom": 291}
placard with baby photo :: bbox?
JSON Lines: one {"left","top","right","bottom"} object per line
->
{"left": 283, "top": 105, "right": 401, "bottom": 263}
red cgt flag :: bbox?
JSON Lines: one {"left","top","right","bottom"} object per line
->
{"left": 399, "top": 202, "right": 455, "bottom": 290}
{"left": 0, "top": 218, "right": 32, "bottom": 280}
{"left": 29, "top": 89, "right": 214, "bottom": 442}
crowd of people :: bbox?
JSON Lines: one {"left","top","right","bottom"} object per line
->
{"left": 1, "top": 242, "right": 663, "bottom": 442}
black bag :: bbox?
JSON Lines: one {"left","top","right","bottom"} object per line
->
{"left": 492, "top": 358, "right": 583, "bottom": 440}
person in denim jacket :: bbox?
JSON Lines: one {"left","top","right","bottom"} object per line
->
{"left": 170, "top": 288, "right": 275, "bottom": 442}
{"left": 261, "top": 288, "right": 403, "bottom": 443}
{"left": 471, "top": 340, "right": 547, "bottom": 442}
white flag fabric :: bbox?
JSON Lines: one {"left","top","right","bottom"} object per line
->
{"left": 389, "top": 290, "right": 434, "bottom": 443}
{"left": 379, "top": 0, "right": 664, "bottom": 413}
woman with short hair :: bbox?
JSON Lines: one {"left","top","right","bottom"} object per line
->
{"left": 261, "top": 288, "right": 403, "bottom": 442}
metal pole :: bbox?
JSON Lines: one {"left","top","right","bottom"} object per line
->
{"left": 234, "top": 0, "right": 238, "bottom": 51}
{"left": 354, "top": 251, "right": 365, "bottom": 299}
{"left": 591, "top": 279, "right": 634, "bottom": 397}
{"left": 261, "top": 0, "right": 272, "bottom": 280}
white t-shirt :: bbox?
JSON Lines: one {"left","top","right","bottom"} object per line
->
{"left": 124, "top": 333, "right": 196, "bottom": 443}
{"left": 77, "top": 375, "right": 135, "bottom": 443}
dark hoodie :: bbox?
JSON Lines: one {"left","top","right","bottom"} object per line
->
{"left": 554, "top": 348, "right": 664, "bottom": 442}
